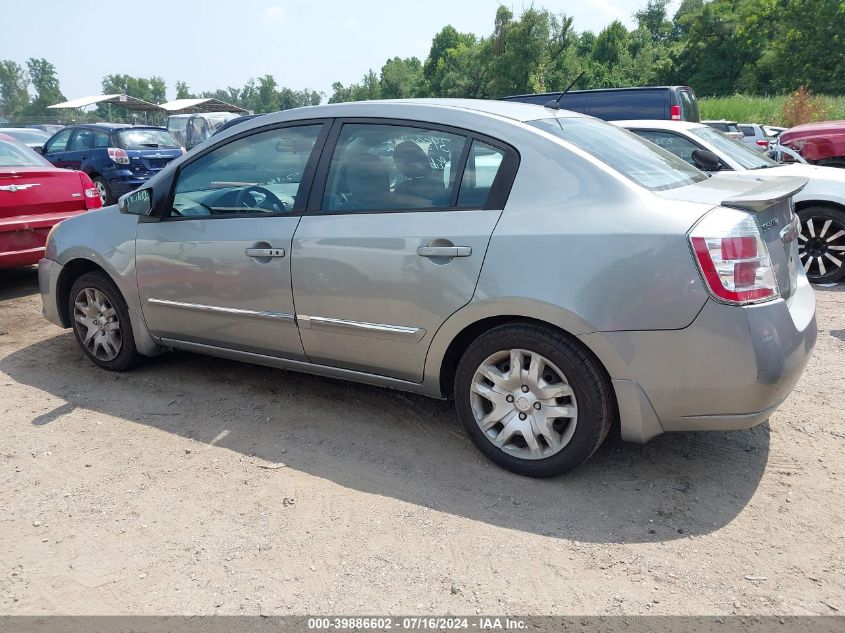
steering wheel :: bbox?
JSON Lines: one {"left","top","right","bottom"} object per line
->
{"left": 234, "top": 186, "right": 288, "bottom": 212}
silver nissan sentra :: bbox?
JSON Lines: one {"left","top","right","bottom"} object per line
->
{"left": 38, "top": 99, "right": 817, "bottom": 477}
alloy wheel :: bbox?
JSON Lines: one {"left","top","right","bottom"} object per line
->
{"left": 73, "top": 287, "right": 122, "bottom": 361}
{"left": 798, "top": 215, "right": 845, "bottom": 281}
{"left": 95, "top": 180, "right": 108, "bottom": 205}
{"left": 469, "top": 348, "right": 578, "bottom": 460}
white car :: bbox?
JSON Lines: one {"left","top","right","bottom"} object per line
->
{"left": 617, "top": 119, "right": 845, "bottom": 283}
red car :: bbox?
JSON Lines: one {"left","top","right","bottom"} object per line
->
{"left": 779, "top": 120, "right": 845, "bottom": 168}
{"left": 0, "top": 133, "right": 101, "bottom": 268}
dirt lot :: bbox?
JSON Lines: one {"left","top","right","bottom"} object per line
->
{"left": 0, "top": 266, "right": 843, "bottom": 616}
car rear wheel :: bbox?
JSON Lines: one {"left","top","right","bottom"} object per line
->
{"left": 92, "top": 177, "right": 112, "bottom": 205}
{"left": 797, "top": 206, "right": 845, "bottom": 283}
{"left": 454, "top": 323, "right": 613, "bottom": 477}
{"left": 69, "top": 271, "right": 140, "bottom": 371}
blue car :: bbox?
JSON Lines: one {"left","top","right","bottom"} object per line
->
{"left": 41, "top": 124, "right": 183, "bottom": 204}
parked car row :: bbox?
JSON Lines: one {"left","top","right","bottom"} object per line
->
{"left": 35, "top": 98, "right": 817, "bottom": 477}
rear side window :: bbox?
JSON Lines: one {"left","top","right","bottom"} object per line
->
{"left": 457, "top": 141, "right": 505, "bottom": 208}
{"left": 69, "top": 129, "right": 95, "bottom": 151}
{"left": 588, "top": 90, "right": 666, "bottom": 121}
{"left": 117, "top": 129, "right": 180, "bottom": 150}
{"left": 94, "top": 131, "right": 111, "bottom": 147}
{"left": 322, "top": 123, "right": 467, "bottom": 212}
{"left": 678, "top": 90, "right": 700, "bottom": 122}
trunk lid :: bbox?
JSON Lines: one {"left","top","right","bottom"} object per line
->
{"left": 0, "top": 167, "right": 87, "bottom": 218}
{"left": 659, "top": 174, "right": 807, "bottom": 301}
{"left": 126, "top": 148, "right": 182, "bottom": 176}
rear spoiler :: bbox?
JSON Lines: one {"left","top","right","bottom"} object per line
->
{"left": 721, "top": 176, "right": 808, "bottom": 212}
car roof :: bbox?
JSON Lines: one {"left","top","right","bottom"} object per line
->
{"left": 503, "top": 86, "right": 694, "bottom": 99}
{"left": 243, "top": 98, "right": 589, "bottom": 126}
{"left": 63, "top": 123, "right": 165, "bottom": 132}
{"left": 614, "top": 120, "right": 707, "bottom": 131}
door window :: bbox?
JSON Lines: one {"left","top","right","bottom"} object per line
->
{"left": 44, "top": 128, "right": 72, "bottom": 153}
{"left": 457, "top": 141, "right": 505, "bottom": 208}
{"left": 68, "top": 129, "right": 95, "bottom": 151}
{"left": 633, "top": 130, "right": 701, "bottom": 165}
{"left": 321, "top": 124, "right": 467, "bottom": 212}
{"left": 94, "top": 131, "right": 111, "bottom": 147}
{"left": 170, "top": 124, "right": 323, "bottom": 218}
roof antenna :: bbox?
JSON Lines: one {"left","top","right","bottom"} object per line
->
{"left": 544, "top": 71, "right": 584, "bottom": 110}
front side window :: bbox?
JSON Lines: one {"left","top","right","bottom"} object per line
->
{"left": 45, "top": 128, "right": 72, "bottom": 153}
{"left": 322, "top": 124, "right": 467, "bottom": 212}
{"left": 633, "top": 130, "right": 702, "bottom": 165}
{"left": 530, "top": 117, "right": 706, "bottom": 191}
{"left": 171, "top": 124, "right": 323, "bottom": 218}
{"left": 690, "top": 126, "right": 777, "bottom": 170}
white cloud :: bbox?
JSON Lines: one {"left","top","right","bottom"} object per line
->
{"left": 264, "top": 5, "right": 286, "bottom": 22}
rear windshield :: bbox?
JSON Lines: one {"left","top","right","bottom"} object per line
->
{"left": 530, "top": 117, "right": 706, "bottom": 191}
{"left": 691, "top": 126, "right": 777, "bottom": 170}
{"left": 117, "top": 129, "right": 180, "bottom": 150}
{"left": 587, "top": 90, "right": 666, "bottom": 121}
{"left": 0, "top": 139, "right": 49, "bottom": 167}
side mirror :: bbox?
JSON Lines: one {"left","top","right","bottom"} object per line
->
{"left": 691, "top": 148, "right": 723, "bottom": 171}
{"left": 33, "top": 145, "right": 45, "bottom": 155}
{"left": 118, "top": 188, "right": 152, "bottom": 215}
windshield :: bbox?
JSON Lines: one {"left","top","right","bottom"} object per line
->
{"left": 691, "top": 126, "right": 777, "bottom": 170}
{"left": 117, "top": 129, "right": 180, "bottom": 150}
{"left": 530, "top": 117, "right": 706, "bottom": 191}
{"left": 0, "top": 139, "right": 50, "bottom": 167}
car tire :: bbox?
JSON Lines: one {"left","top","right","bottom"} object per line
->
{"left": 797, "top": 205, "right": 845, "bottom": 284}
{"left": 68, "top": 271, "right": 141, "bottom": 371}
{"left": 454, "top": 323, "right": 614, "bottom": 477}
{"left": 92, "top": 176, "right": 113, "bottom": 205}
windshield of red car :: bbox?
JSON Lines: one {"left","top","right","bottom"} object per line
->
{"left": 0, "top": 139, "right": 50, "bottom": 167}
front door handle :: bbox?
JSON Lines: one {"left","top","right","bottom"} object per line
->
{"left": 245, "top": 247, "right": 285, "bottom": 258}
{"left": 417, "top": 245, "right": 472, "bottom": 258}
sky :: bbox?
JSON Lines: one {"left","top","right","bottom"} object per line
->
{"left": 0, "top": 0, "right": 680, "bottom": 102}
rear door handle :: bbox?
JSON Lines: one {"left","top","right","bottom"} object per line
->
{"left": 417, "top": 245, "right": 472, "bottom": 258}
{"left": 245, "top": 247, "right": 286, "bottom": 258}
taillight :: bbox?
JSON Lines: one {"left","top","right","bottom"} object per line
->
{"left": 77, "top": 172, "right": 103, "bottom": 209}
{"left": 756, "top": 139, "right": 769, "bottom": 147}
{"left": 670, "top": 105, "right": 681, "bottom": 121}
{"left": 689, "top": 208, "right": 779, "bottom": 305}
{"left": 107, "top": 147, "right": 130, "bottom": 165}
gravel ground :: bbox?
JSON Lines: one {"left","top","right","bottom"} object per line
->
{"left": 0, "top": 266, "right": 843, "bottom": 616}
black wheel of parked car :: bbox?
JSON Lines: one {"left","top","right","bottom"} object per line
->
{"left": 454, "top": 323, "right": 614, "bottom": 477}
{"left": 69, "top": 271, "right": 141, "bottom": 371}
{"left": 797, "top": 206, "right": 845, "bottom": 284}
{"left": 92, "top": 176, "right": 113, "bottom": 205}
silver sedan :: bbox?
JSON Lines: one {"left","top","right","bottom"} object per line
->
{"left": 38, "top": 99, "right": 817, "bottom": 477}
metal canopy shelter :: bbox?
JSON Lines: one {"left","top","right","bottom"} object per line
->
{"left": 47, "top": 94, "right": 163, "bottom": 112}
{"left": 159, "top": 98, "right": 248, "bottom": 114}
{"left": 47, "top": 94, "right": 164, "bottom": 124}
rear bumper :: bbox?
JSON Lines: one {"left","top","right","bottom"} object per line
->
{"left": 0, "top": 211, "right": 85, "bottom": 269}
{"left": 38, "top": 257, "right": 65, "bottom": 327}
{"left": 582, "top": 274, "right": 817, "bottom": 441}
{"left": 107, "top": 171, "right": 155, "bottom": 197}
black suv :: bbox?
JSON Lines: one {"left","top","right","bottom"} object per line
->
{"left": 502, "top": 86, "right": 700, "bottom": 122}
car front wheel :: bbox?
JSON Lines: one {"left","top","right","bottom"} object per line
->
{"left": 797, "top": 206, "right": 845, "bottom": 283}
{"left": 69, "top": 271, "right": 140, "bottom": 371}
{"left": 454, "top": 323, "right": 613, "bottom": 477}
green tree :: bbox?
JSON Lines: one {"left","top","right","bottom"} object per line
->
{"left": 0, "top": 60, "right": 30, "bottom": 117}
{"left": 25, "top": 58, "right": 64, "bottom": 115}
{"left": 175, "top": 81, "right": 191, "bottom": 99}
{"left": 379, "top": 57, "right": 425, "bottom": 99}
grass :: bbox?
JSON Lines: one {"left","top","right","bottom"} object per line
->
{"left": 699, "top": 94, "right": 845, "bottom": 126}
